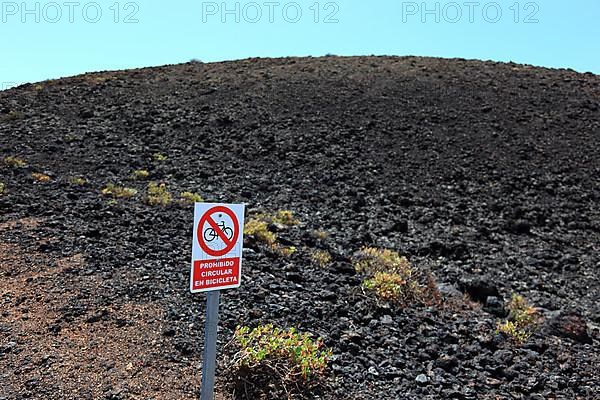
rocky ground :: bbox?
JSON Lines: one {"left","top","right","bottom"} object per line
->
{"left": 0, "top": 56, "right": 599, "bottom": 399}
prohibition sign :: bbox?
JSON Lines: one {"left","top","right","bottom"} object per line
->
{"left": 197, "top": 206, "right": 240, "bottom": 257}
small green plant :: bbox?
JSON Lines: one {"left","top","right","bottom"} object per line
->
{"left": 277, "top": 245, "right": 297, "bottom": 257}
{"left": 312, "top": 230, "right": 329, "bottom": 241}
{"left": 1, "top": 111, "right": 24, "bottom": 121}
{"left": 244, "top": 218, "right": 276, "bottom": 246}
{"left": 0, "top": 182, "right": 5, "bottom": 195}
{"left": 311, "top": 249, "right": 332, "bottom": 267}
{"left": 132, "top": 169, "right": 150, "bottom": 180}
{"left": 232, "top": 324, "right": 332, "bottom": 381}
{"left": 354, "top": 247, "right": 438, "bottom": 305}
{"left": 364, "top": 272, "right": 419, "bottom": 301}
{"left": 146, "top": 182, "right": 172, "bottom": 206}
{"left": 68, "top": 176, "right": 87, "bottom": 185}
{"left": 497, "top": 294, "right": 540, "bottom": 344}
{"left": 254, "top": 210, "right": 301, "bottom": 226}
{"left": 102, "top": 184, "right": 137, "bottom": 199}
{"left": 153, "top": 152, "right": 167, "bottom": 162}
{"left": 272, "top": 210, "right": 300, "bottom": 226}
{"left": 3, "top": 156, "right": 26, "bottom": 168}
{"left": 354, "top": 247, "right": 412, "bottom": 275}
{"left": 180, "top": 191, "right": 204, "bottom": 204}
{"left": 31, "top": 172, "right": 51, "bottom": 183}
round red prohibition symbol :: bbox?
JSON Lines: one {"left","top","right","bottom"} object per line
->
{"left": 197, "top": 206, "right": 240, "bottom": 257}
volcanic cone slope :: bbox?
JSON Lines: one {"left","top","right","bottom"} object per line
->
{"left": 0, "top": 56, "right": 599, "bottom": 399}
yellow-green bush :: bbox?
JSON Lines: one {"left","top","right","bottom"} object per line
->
{"left": 312, "top": 230, "right": 329, "bottom": 241}
{"left": 146, "top": 182, "right": 172, "bottom": 206}
{"left": 244, "top": 218, "right": 276, "bottom": 245}
{"left": 68, "top": 176, "right": 87, "bottom": 185}
{"left": 277, "top": 245, "right": 297, "bottom": 257}
{"left": 180, "top": 191, "right": 203, "bottom": 204}
{"left": 31, "top": 173, "right": 51, "bottom": 182}
{"left": 102, "top": 184, "right": 137, "bottom": 198}
{"left": 354, "top": 247, "right": 412, "bottom": 275}
{"left": 354, "top": 247, "right": 438, "bottom": 305}
{"left": 0, "top": 182, "right": 5, "bottom": 195}
{"left": 272, "top": 210, "right": 300, "bottom": 226}
{"left": 497, "top": 294, "right": 540, "bottom": 344}
{"left": 132, "top": 169, "right": 150, "bottom": 180}
{"left": 3, "top": 156, "right": 26, "bottom": 168}
{"left": 311, "top": 249, "right": 332, "bottom": 267}
{"left": 153, "top": 152, "right": 167, "bottom": 162}
{"left": 232, "top": 324, "right": 332, "bottom": 381}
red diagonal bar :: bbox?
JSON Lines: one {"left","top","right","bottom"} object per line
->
{"left": 206, "top": 215, "right": 233, "bottom": 248}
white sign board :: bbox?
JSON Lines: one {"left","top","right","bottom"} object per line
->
{"left": 190, "top": 203, "right": 245, "bottom": 293}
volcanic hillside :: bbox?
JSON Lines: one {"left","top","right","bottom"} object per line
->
{"left": 1, "top": 56, "right": 599, "bottom": 399}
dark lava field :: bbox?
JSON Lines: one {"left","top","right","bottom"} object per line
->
{"left": 1, "top": 56, "right": 599, "bottom": 399}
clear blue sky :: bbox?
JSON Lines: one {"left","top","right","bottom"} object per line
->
{"left": 1, "top": 0, "right": 598, "bottom": 88}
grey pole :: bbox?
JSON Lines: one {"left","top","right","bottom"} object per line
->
{"left": 200, "top": 290, "right": 221, "bottom": 400}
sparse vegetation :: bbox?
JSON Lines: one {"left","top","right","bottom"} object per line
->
{"left": 68, "top": 176, "right": 87, "bottom": 185}
{"left": 354, "top": 247, "right": 412, "bottom": 275}
{"left": 180, "top": 191, "right": 204, "bottom": 204}
{"left": 132, "top": 169, "right": 150, "bottom": 180}
{"left": 244, "top": 218, "right": 276, "bottom": 245}
{"left": 497, "top": 294, "right": 540, "bottom": 344}
{"left": 1, "top": 110, "right": 24, "bottom": 121}
{"left": 312, "top": 229, "right": 329, "bottom": 241}
{"left": 272, "top": 210, "right": 300, "bottom": 226}
{"left": 231, "top": 324, "right": 332, "bottom": 384}
{"left": 354, "top": 247, "right": 438, "bottom": 305}
{"left": 363, "top": 272, "right": 413, "bottom": 301}
{"left": 3, "top": 156, "right": 26, "bottom": 168}
{"left": 102, "top": 183, "right": 137, "bottom": 199}
{"left": 31, "top": 173, "right": 51, "bottom": 182}
{"left": 277, "top": 246, "right": 297, "bottom": 257}
{"left": 253, "top": 210, "right": 301, "bottom": 226}
{"left": 146, "top": 182, "right": 172, "bottom": 206}
{"left": 153, "top": 152, "right": 167, "bottom": 162}
{"left": 311, "top": 249, "right": 332, "bottom": 267}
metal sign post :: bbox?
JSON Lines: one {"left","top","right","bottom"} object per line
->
{"left": 200, "top": 290, "right": 221, "bottom": 400}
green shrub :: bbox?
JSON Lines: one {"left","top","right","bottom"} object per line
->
{"left": 354, "top": 247, "right": 438, "bottom": 305}
{"left": 244, "top": 218, "right": 276, "bottom": 245}
{"left": 497, "top": 294, "right": 540, "bottom": 344}
{"left": 277, "top": 245, "right": 297, "bottom": 257}
{"left": 0, "top": 182, "right": 5, "bottom": 195}
{"left": 31, "top": 172, "right": 51, "bottom": 183}
{"left": 1, "top": 111, "right": 24, "bottom": 121}
{"left": 232, "top": 324, "right": 332, "bottom": 381}
{"left": 146, "top": 182, "right": 172, "bottom": 206}
{"left": 354, "top": 247, "right": 411, "bottom": 275}
{"left": 311, "top": 249, "right": 332, "bottom": 267}
{"left": 3, "top": 156, "right": 26, "bottom": 168}
{"left": 363, "top": 272, "right": 420, "bottom": 301}
{"left": 272, "top": 210, "right": 300, "bottom": 226}
{"left": 180, "top": 191, "right": 203, "bottom": 204}
{"left": 132, "top": 169, "right": 150, "bottom": 180}
{"left": 102, "top": 184, "right": 137, "bottom": 198}
{"left": 254, "top": 210, "right": 301, "bottom": 226}
{"left": 311, "top": 230, "right": 329, "bottom": 241}
{"left": 68, "top": 176, "right": 87, "bottom": 185}
{"left": 153, "top": 152, "right": 167, "bottom": 162}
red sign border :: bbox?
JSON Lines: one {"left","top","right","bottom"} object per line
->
{"left": 197, "top": 206, "right": 240, "bottom": 257}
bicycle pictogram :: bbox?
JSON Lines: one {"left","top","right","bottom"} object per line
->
{"left": 203, "top": 219, "right": 234, "bottom": 243}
